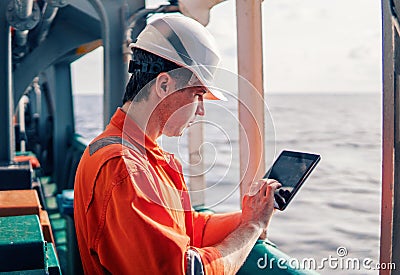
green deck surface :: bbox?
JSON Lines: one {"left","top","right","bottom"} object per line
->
{"left": 47, "top": 243, "right": 61, "bottom": 275}
{"left": 0, "top": 215, "right": 45, "bottom": 272}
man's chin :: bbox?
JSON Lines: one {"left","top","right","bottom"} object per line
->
{"left": 163, "top": 129, "right": 185, "bottom": 137}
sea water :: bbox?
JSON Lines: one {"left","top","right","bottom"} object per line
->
{"left": 74, "top": 93, "right": 382, "bottom": 274}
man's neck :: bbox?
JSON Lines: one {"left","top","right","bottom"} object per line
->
{"left": 121, "top": 101, "right": 161, "bottom": 141}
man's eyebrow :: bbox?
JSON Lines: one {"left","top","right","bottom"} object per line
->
{"left": 200, "top": 88, "right": 207, "bottom": 94}
{"left": 194, "top": 87, "right": 207, "bottom": 94}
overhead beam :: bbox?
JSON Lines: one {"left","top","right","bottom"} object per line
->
{"left": 67, "top": 0, "right": 99, "bottom": 20}
{"left": 13, "top": 20, "right": 99, "bottom": 105}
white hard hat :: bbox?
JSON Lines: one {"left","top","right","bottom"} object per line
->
{"left": 130, "top": 14, "right": 227, "bottom": 101}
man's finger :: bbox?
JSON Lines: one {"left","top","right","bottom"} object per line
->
{"left": 265, "top": 178, "right": 278, "bottom": 185}
{"left": 248, "top": 180, "right": 264, "bottom": 196}
{"left": 247, "top": 179, "right": 280, "bottom": 196}
{"left": 265, "top": 181, "right": 282, "bottom": 197}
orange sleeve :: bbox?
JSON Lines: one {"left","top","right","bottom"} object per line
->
{"left": 191, "top": 246, "right": 224, "bottom": 275}
{"left": 201, "top": 212, "right": 242, "bottom": 247}
{"left": 191, "top": 210, "right": 213, "bottom": 247}
{"left": 93, "top": 160, "right": 224, "bottom": 274}
{"left": 191, "top": 211, "right": 225, "bottom": 274}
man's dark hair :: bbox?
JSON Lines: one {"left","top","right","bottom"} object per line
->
{"left": 123, "top": 48, "right": 193, "bottom": 104}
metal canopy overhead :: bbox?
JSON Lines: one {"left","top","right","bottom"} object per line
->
{"left": 1, "top": 0, "right": 146, "bottom": 186}
{"left": 11, "top": 2, "right": 103, "bottom": 104}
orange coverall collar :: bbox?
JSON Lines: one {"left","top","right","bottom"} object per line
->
{"left": 110, "top": 108, "right": 173, "bottom": 166}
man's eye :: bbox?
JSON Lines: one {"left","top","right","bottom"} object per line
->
{"left": 196, "top": 90, "right": 206, "bottom": 97}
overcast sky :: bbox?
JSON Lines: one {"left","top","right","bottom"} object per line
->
{"left": 71, "top": 0, "right": 382, "bottom": 94}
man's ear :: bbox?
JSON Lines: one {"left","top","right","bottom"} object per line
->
{"left": 155, "top": 72, "right": 173, "bottom": 99}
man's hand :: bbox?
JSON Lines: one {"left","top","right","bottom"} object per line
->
{"left": 241, "top": 179, "right": 281, "bottom": 230}
{"left": 213, "top": 179, "right": 281, "bottom": 274}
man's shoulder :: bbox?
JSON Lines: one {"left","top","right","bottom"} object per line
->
{"left": 91, "top": 141, "right": 149, "bottom": 169}
{"left": 79, "top": 134, "right": 149, "bottom": 173}
{"left": 81, "top": 147, "right": 151, "bottom": 185}
{"left": 87, "top": 132, "right": 145, "bottom": 158}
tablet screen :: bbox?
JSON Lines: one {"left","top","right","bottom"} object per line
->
{"left": 264, "top": 151, "right": 320, "bottom": 210}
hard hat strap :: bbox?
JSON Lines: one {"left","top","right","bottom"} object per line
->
{"left": 128, "top": 60, "right": 164, "bottom": 74}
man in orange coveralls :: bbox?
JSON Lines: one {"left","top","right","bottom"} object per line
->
{"left": 74, "top": 14, "right": 281, "bottom": 275}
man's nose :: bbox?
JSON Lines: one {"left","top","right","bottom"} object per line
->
{"left": 195, "top": 98, "right": 205, "bottom": 116}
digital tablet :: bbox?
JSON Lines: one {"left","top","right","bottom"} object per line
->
{"left": 264, "top": 150, "right": 321, "bottom": 211}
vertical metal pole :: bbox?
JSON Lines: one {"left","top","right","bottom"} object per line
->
{"left": 392, "top": 28, "right": 400, "bottom": 273}
{"left": 18, "top": 95, "right": 29, "bottom": 152}
{"left": 188, "top": 123, "right": 205, "bottom": 207}
{"left": 236, "top": 0, "right": 265, "bottom": 202}
{"left": 33, "top": 77, "right": 41, "bottom": 116}
{"left": 87, "top": 0, "right": 111, "bottom": 127}
{"left": 393, "top": 74, "right": 400, "bottom": 273}
{"left": 0, "top": 4, "right": 14, "bottom": 163}
{"left": 381, "top": 0, "right": 397, "bottom": 273}
{"left": 88, "top": 0, "right": 144, "bottom": 127}
{"left": 46, "top": 64, "right": 74, "bottom": 190}
{"left": 102, "top": 0, "right": 126, "bottom": 126}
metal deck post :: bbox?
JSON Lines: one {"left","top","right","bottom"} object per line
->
{"left": 45, "top": 64, "right": 75, "bottom": 190}
{"left": 381, "top": 0, "right": 399, "bottom": 273}
{"left": 102, "top": 0, "right": 127, "bottom": 125}
{"left": 236, "top": 0, "right": 265, "bottom": 202}
{"left": 0, "top": 2, "right": 14, "bottom": 163}
{"left": 88, "top": 0, "right": 144, "bottom": 126}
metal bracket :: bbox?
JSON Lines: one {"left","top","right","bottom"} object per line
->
{"left": 391, "top": 0, "right": 400, "bottom": 36}
{"left": 6, "top": 0, "right": 40, "bottom": 30}
{"left": 46, "top": 0, "right": 69, "bottom": 8}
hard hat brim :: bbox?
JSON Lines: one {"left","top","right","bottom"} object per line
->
{"left": 204, "top": 88, "right": 227, "bottom": 101}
